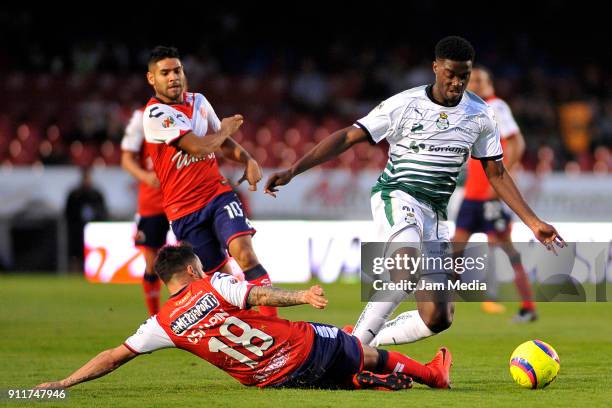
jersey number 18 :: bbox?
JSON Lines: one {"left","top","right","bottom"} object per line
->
{"left": 208, "top": 316, "right": 274, "bottom": 368}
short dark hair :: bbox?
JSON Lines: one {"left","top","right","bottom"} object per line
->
{"left": 154, "top": 242, "right": 197, "bottom": 283}
{"left": 148, "top": 45, "right": 181, "bottom": 68}
{"left": 435, "top": 36, "right": 475, "bottom": 62}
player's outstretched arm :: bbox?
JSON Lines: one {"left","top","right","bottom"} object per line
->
{"left": 483, "top": 159, "right": 566, "bottom": 251}
{"left": 264, "top": 126, "right": 369, "bottom": 196}
{"left": 121, "top": 151, "right": 160, "bottom": 188}
{"left": 247, "top": 285, "right": 328, "bottom": 309}
{"left": 502, "top": 131, "right": 526, "bottom": 171}
{"left": 178, "top": 114, "right": 244, "bottom": 156}
{"left": 35, "top": 345, "right": 138, "bottom": 389}
{"left": 219, "top": 137, "right": 262, "bottom": 191}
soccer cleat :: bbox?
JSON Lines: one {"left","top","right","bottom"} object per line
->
{"left": 512, "top": 308, "right": 538, "bottom": 323}
{"left": 342, "top": 325, "right": 354, "bottom": 335}
{"left": 424, "top": 347, "right": 453, "bottom": 389}
{"left": 352, "top": 371, "right": 413, "bottom": 391}
{"left": 481, "top": 301, "right": 506, "bottom": 314}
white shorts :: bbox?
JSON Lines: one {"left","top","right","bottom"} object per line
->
{"left": 371, "top": 189, "right": 453, "bottom": 287}
{"left": 371, "top": 189, "right": 450, "bottom": 245}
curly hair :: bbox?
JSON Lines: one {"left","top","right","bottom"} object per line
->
{"left": 435, "top": 36, "right": 475, "bottom": 62}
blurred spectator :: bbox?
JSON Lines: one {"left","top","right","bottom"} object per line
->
{"left": 0, "top": 12, "right": 609, "bottom": 171}
{"left": 559, "top": 101, "right": 593, "bottom": 156}
{"left": 64, "top": 167, "right": 108, "bottom": 272}
{"left": 290, "top": 58, "right": 329, "bottom": 115}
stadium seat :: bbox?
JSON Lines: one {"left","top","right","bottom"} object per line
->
{"left": 8, "top": 140, "right": 37, "bottom": 165}
{"left": 69, "top": 141, "right": 97, "bottom": 167}
{"left": 100, "top": 141, "right": 121, "bottom": 165}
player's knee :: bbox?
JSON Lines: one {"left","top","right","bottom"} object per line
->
{"left": 422, "top": 306, "right": 454, "bottom": 333}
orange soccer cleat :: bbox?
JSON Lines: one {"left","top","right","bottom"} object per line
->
{"left": 424, "top": 347, "right": 453, "bottom": 389}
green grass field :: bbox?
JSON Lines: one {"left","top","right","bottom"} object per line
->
{"left": 1, "top": 274, "right": 611, "bottom": 407}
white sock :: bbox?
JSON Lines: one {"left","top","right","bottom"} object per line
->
{"left": 370, "top": 310, "right": 435, "bottom": 346}
{"left": 353, "top": 291, "right": 408, "bottom": 345}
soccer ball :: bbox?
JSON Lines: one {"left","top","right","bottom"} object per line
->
{"left": 509, "top": 339, "right": 560, "bottom": 389}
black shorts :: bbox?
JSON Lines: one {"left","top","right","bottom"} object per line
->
{"left": 456, "top": 199, "right": 512, "bottom": 235}
{"left": 274, "top": 323, "right": 364, "bottom": 389}
{"left": 135, "top": 213, "right": 170, "bottom": 249}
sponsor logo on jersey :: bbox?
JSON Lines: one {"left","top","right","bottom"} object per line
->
{"left": 400, "top": 141, "right": 468, "bottom": 156}
{"left": 173, "top": 290, "right": 194, "bottom": 307}
{"left": 408, "top": 140, "right": 426, "bottom": 153}
{"left": 170, "top": 293, "right": 219, "bottom": 335}
{"left": 455, "top": 126, "right": 478, "bottom": 137}
{"left": 171, "top": 151, "right": 216, "bottom": 170}
{"left": 436, "top": 112, "right": 450, "bottom": 130}
{"left": 410, "top": 123, "right": 424, "bottom": 132}
{"left": 426, "top": 145, "right": 469, "bottom": 154}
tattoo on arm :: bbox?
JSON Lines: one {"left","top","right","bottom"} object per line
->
{"left": 247, "top": 286, "right": 306, "bottom": 307}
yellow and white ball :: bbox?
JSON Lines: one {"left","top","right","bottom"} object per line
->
{"left": 509, "top": 339, "right": 560, "bottom": 389}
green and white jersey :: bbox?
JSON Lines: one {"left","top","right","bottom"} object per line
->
{"left": 356, "top": 84, "right": 502, "bottom": 219}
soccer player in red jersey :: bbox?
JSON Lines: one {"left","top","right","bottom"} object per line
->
{"left": 36, "top": 243, "right": 452, "bottom": 391}
{"left": 452, "top": 66, "right": 536, "bottom": 322}
{"left": 121, "top": 107, "right": 169, "bottom": 315}
{"left": 141, "top": 46, "right": 276, "bottom": 317}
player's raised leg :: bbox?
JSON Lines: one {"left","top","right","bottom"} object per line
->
{"left": 352, "top": 191, "right": 423, "bottom": 345}
{"left": 370, "top": 291, "right": 454, "bottom": 347}
{"left": 364, "top": 261, "right": 456, "bottom": 347}
{"left": 358, "top": 190, "right": 453, "bottom": 347}
{"left": 212, "top": 192, "right": 277, "bottom": 317}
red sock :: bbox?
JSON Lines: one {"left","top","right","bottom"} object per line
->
{"left": 142, "top": 275, "right": 161, "bottom": 316}
{"left": 243, "top": 264, "right": 278, "bottom": 318}
{"left": 378, "top": 350, "right": 434, "bottom": 385}
{"left": 512, "top": 261, "right": 535, "bottom": 310}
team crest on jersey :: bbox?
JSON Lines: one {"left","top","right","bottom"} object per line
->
{"left": 162, "top": 116, "right": 175, "bottom": 128}
{"left": 436, "top": 112, "right": 450, "bottom": 130}
{"left": 170, "top": 293, "right": 219, "bottom": 335}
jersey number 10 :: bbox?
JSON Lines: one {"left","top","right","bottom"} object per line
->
{"left": 224, "top": 201, "right": 244, "bottom": 219}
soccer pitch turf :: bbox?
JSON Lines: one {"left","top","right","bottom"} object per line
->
{"left": 1, "top": 275, "right": 611, "bottom": 407}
